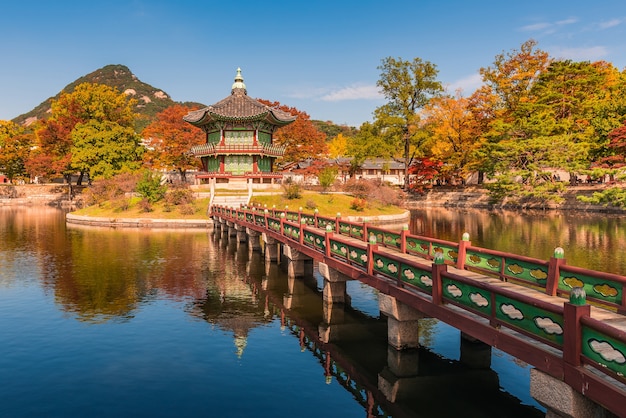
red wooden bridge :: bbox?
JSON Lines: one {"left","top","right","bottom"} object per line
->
{"left": 211, "top": 204, "right": 626, "bottom": 417}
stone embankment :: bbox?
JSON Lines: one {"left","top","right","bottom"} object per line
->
{"left": 0, "top": 184, "right": 74, "bottom": 207}
{"left": 406, "top": 185, "right": 626, "bottom": 213}
{"left": 65, "top": 213, "right": 212, "bottom": 228}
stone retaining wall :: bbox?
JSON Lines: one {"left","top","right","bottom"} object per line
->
{"left": 66, "top": 213, "right": 213, "bottom": 229}
{"left": 407, "top": 185, "right": 626, "bottom": 213}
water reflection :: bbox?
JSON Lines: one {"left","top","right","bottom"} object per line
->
{"left": 411, "top": 207, "right": 626, "bottom": 275}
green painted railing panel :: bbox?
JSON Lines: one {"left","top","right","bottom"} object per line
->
{"left": 442, "top": 278, "right": 492, "bottom": 316}
{"left": 465, "top": 250, "right": 502, "bottom": 273}
{"left": 329, "top": 238, "right": 349, "bottom": 259}
{"left": 317, "top": 217, "right": 336, "bottom": 231}
{"left": 245, "top": 213, "right": 254, "bottom": 223}
{"left": 372, "top": 253, "right": 400, "bottom": 279}
{"left": 432, "top": 243, "right": 459, "bottom": 263}
{"left": 368, "top": 227, "right": 401, "bottom": 249}
{"left": 405, "top": 237, "right": 431, "bottom": 257}
{"left": 494, "top": 294, "right": 564, "bottom": 347}
{"left": 350, "top": 224, "right": 364, "bottom": 239}
{"left": 503, "top": 258, "right": 548, "bottom": 288}
{"left": 268, "top": 218, "right": 281, "bottom": 232}
{"left": 301, "top": 214, "right": 315, "bottom": 226}
{"left": 581, "top": 325, "right": 626, "bottom": 381}
{"left": 283, "top": 223, "right": 300, "bottom": 240}
{"left": 347, "top": 246, "right": 368, "bottom": 267}
{"left": 285, "top": 211, "right": 299, "bottom": 222}
{"left": 254, "top": 214, "right": 266, "bottom": 227}
{"left": 559, "top": 271, "right": 622, "bottom": 306}
{"left": 400, "top": 263, "right": 433, "bottom": 293}
{"left": 305, "top": 231, "right": 325, "bottom": 252}
{"left": 338, "top": 221, "right": 352, "bottom": 237}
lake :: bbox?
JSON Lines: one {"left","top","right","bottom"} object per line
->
{"left": 4, "top": 205, "right": 623, "bottom": 417}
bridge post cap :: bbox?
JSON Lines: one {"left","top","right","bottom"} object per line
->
{"left": 570, "top": 287, "right": 586, "bottom": 305}
{"left": 434, "top": 251, "right": 445, "bottom": 265}
{"left": 326, "top": 224, "right": 333, "bottom": 232}
{"left": 462, "top": 232, "right": 470, "bottom": 241}
{"left": 336, "top": 212, "right": 341, "bottom": 218}
{"left": 314, "top": 208, "right": 319, "bottom": 213}
{"left": 369, "top": 234, "right": 377, "bottom": 245}
{"left": 281, "top": 213, "right": 285, "bottom": 218}
{"left": 554, "top": 247, "right": 565, "bottom": 259}
{"left": 402, "top": 224, "right": 409, "bottom": 230}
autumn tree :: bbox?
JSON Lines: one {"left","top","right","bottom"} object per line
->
{"left": 257, "top": 100, "right": 327, "bottom": 164}
{"left": 421, "top": 91, "right": 481, "bottom": 183}
{"left": 327, "top": 133, "right": 348, "bottom": 158}
{"left": 142, "top": 104, "right": 205, "bottom": 181}
{"left": 375, "top": 56, "right": 443, "bottom": 188}
{"left": 0, "top": 120, "right": 33, "bottom": 182}
{"left": 71, "top": 121, "right": 144, "bottom": 181}
{"left": 32, "top": 82, "right": 138, "bottom": 186}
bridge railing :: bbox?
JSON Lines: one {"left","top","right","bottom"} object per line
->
{"left": 216, "top": 204, "right": 626, "bottom": 313}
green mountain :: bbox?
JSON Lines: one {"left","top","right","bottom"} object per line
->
{"left": 12, "top": 64, "right": 205, "bottom": 131}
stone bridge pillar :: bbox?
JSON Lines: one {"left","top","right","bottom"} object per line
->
{"left": 282, "top": 244, "right": 312, "bottom": 278}
{"left": 378, "top": 293, "right": 423, "bottom": 350}
{"left": 262, "top": 233, "right": 279, "bottom": 262}
{"left": 226, "top": 220, "right": 237, "bottom": 237}
{"left": 235, "top": 224, "right": 247, "bottom": 243}
{"left": 246, "top": 228, "right": 261, "bottom": 252}
{"left": 530, "top": 369, "right": 609, "bottom": 418}
{"left": 318, "top": 262, "right": 349, "bottom": 304}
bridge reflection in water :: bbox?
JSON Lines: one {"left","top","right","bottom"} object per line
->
{"left": 211, "top": 229, "right": 544, "bottom": 417}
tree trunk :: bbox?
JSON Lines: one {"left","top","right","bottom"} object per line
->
{"left": 404, "top": 133, "right": 410, "bottom": 189}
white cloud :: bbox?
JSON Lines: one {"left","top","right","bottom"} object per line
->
{"left": 320, "top": 85, "right": 382, "bottom": 102}
{"left": 446, "top": 73, "right": 483, "bottom": 95}
{"left": 520, "top": 22, "right": 552, "bottom": 32}
{"left": 550, "top": 46, "right": 609, "bottom": 61}
{"left": 519, "top": 17, "right": 579, "bottom": 34}
{"left": 598, "top": 19, "right": 622, "bottom": 29}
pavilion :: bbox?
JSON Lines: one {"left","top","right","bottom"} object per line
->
{"left": 184, "top": 68, "right": 296, "bottom": 190}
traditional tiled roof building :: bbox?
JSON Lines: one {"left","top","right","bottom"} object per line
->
{"left": 184, "top": 68, "right": 296, "bottom": 185}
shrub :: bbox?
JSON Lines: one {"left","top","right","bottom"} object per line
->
{"left": 178, "top": 203, "right": 197, "bottom": 215}
{"left": 305, "top": 199, "right": 317, "bottom": 210}
{"left": 165, "top": 184, "right": 195, "bottom": 206}
{"left": 112, "top": 197, "right": 131, "bottom": 212}
{"left": 350, "top": 198, "right": 367, "bottom": 211}
{"left": 82, "top": 172, "right": 141, "bottom": 206}
{"left": 318, "top": 167, "right": 338, "bottom": 193}
{"left": 136, "top": 171, "right": 166, "bottom": 203}
{"left": 282, "top": 180, "right": 302, "bottom": 199}
{"left": 138, "top": 198, "right": 153, "bottom": 212}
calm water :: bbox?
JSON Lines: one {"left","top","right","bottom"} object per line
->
{"left": 3, "top": 206, "right": 623, "bottom": 417}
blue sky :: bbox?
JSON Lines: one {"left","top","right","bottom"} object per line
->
{"left": 1, "top": 0, "right": 625, "bottom": 127}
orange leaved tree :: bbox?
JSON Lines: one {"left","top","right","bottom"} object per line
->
{"left": 142, "top": 105, "right": 205, "bottom": 181}
{"left": 257, "top": 99, "right": 328, "bottom": 164}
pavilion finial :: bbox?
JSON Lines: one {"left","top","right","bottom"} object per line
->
{"left": 231, "top": 67, "right": 247, "bottom": 94}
